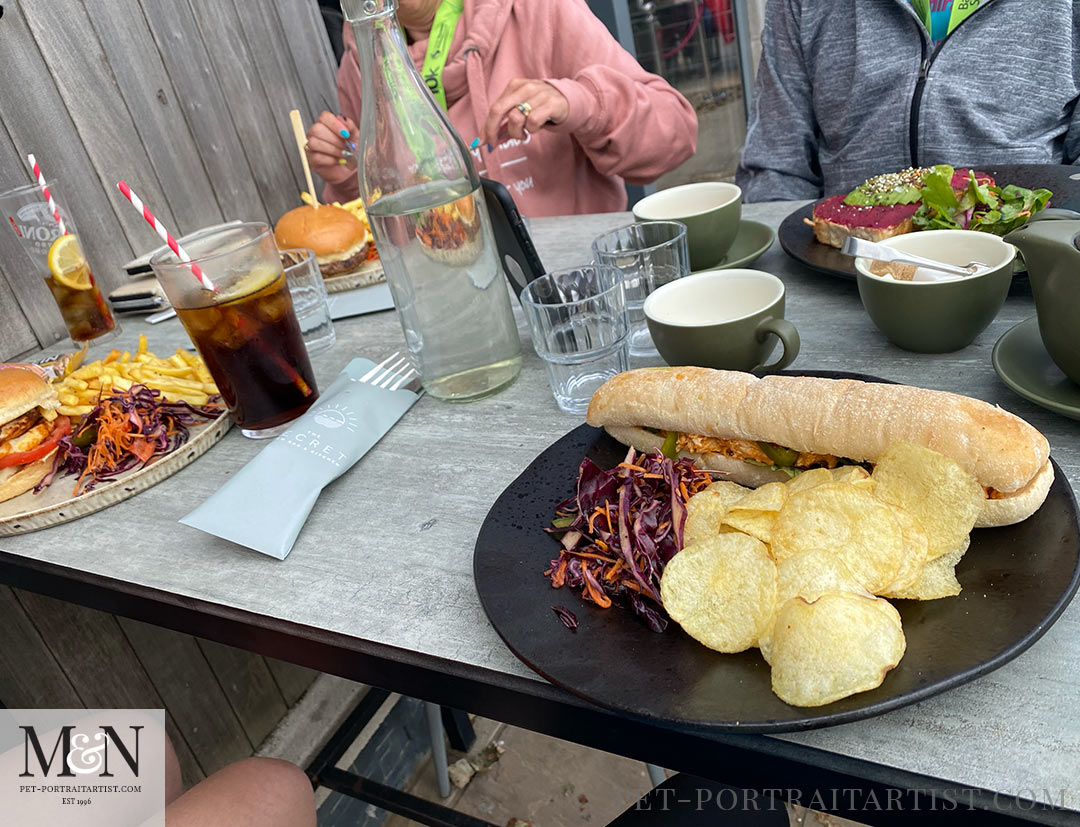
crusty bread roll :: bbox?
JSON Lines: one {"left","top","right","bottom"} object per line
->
{"left": 586, "top": 368, "right": 1054, "bottom": 527}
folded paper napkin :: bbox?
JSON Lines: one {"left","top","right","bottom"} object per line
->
{"left": 181, "top": 357, "right": 419, "bottom": 559}
{"left": 328, "top": 283, "right": 395, "bottom": 320}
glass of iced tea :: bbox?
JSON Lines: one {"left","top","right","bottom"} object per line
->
{"left": 150, "top": 223, "right": 319, "bottom": 438}
{"left": 0, "top": 180, "right": 119, "bottom": 345}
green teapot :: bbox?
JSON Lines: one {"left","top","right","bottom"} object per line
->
{"left": 1005, "top": 214, "right": 1080, "bottom": 385}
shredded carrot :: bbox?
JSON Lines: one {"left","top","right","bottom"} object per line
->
{"left": 604, "top": 502, "right": 614, "bottom": 534}
{"left": 587, "top": 506, "right": 604, "bottom": 534}
{"left": 679, "top": 481, "right": 691, "bottom": 502}
{"left": 583, "top": 577, "right": 612, "bottom": 608}
{"left": 566, "top": 550, "right": 618, "bottom": 564}
{"left": 551, "top": 559, "right": 568, "bottom": 588}
{"left": 617, "top": 462, "right": 647, "bottom": 473}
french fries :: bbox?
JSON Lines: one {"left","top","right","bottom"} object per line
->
{"left": 52, "top": 334, "right": 219, "bottom": 416}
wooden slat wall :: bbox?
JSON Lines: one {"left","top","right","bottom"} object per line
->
{"left": 0, "top": 0, "right": 338, "bottom": 359}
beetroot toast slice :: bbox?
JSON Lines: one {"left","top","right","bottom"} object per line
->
{"left": 809, "top": 195, "right": 918, "bottom": 248}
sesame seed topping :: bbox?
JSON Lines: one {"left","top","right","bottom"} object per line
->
{"left": 858, "top": 167, "right": 931, "bottom": 194}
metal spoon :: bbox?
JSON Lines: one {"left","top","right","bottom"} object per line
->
{"left": 841, "top": 237, "right": 988, "bottom": 278}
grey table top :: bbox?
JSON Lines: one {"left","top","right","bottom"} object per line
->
{"left": 4, "top": 202, "right": 1079, "bottom": 811}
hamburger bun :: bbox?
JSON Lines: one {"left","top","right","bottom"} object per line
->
{"left": 274, "top": 204, "right": 370, "bottom": 277}
{"left": 0, "top": 365, "right": 58, "bottom": 424}
{"left": 0, "top": 449, "right": 57, "bottom": 504}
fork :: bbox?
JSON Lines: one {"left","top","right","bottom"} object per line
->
{"left": 358, "top": 351, "right": 420, "bottom": 391}
{"left": 841, "top": 237, "right": 988, "bottom": 277}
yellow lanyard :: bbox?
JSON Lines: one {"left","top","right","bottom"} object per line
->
{"left": 420, "top": 0, "right": 464, "bottom": 110}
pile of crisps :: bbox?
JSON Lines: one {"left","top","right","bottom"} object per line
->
{"left": 660, "top": 442, "right": 984, "bottom": 707}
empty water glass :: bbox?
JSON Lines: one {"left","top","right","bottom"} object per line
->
{"left": 520, "top": 265, "right": 630, "bottom": 414}
{"left": 591, "top": 220, "right": 690, "bottom": 357}
{"left": 281, "top": 248, "right": 336, "bottom": 355}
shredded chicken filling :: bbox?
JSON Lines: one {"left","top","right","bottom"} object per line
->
{"left": 675, "top": 434, "right": 840, "bottom": 470}
{"left": 673, "top": 432, "right": 1001, "bottom": 498}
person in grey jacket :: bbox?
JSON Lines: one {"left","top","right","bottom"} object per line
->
{"left": 736, "top": 0, "right": 1080, "bottom": 201}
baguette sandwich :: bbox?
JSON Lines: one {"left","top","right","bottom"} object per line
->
{"left": 585, "top": 368, "right": 1053, "bottom": 528}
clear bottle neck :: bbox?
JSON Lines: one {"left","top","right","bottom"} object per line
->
{"left": 340, "top": 0, "right": 398, "bottom": 23}
{"left": 343, "top": 0, "right": 476, "bottom": 201}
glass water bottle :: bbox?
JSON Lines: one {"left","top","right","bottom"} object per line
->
{"left": 341, "top": 0, "right": 522, "bottom": 402}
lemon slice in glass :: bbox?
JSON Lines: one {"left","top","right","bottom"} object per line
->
{"left": 48, "top": 235, "right": 93, "bottom": 290}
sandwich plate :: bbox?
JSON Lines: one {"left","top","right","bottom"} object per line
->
{"left": 777, "top": 163, "right": 1080, "bottom": 280}
{"left": 0, "top": 411, "right": 230, "bottom": 536}
{"left": 472, "top": 371, "right": 1080, "bottom": 732}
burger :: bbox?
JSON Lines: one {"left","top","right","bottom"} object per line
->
{"left": 0, "top": 366, "right": 69, "bottom": 504}
{"left": 273, "top": 204, "right": 370, "bottom": 277}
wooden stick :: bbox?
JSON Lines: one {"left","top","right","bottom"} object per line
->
{"left": 289, "top": 109, "right": 319, "bottom": 209}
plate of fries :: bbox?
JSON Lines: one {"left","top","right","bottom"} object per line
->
{"left": 0, "top": 336, "right": 230, "bottom": 536}
{"left": 299, "top": 192, "right": 385, "bottom": 294}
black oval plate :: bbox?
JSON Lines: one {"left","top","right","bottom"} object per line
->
{"left": 777, "top": 163, "right": 1080, "bottom": 280}
{"left": 473, "top": 371, "right": 1080, "bottom": 733}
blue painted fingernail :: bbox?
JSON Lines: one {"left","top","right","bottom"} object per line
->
{"left": 347, "top": 141, "right": 357, "bottom": 152}
{"left": 469, "top": 138, "right": 480, "bottom": 150}
{"left": 486, "top": 143, "right": 494, "bottom": 152}
{"left": 339, "top": 128, "right": 350, "bottom": 138}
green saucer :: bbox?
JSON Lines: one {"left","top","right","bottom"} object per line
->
{"left": 694, "top": 219, "right": 775, "bottom": 272}
{"left": 992, "top": 317, "right": 1080, "bottom": 420}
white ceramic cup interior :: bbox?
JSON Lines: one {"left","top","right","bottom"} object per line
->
{"left": 644, "top": 269, "right": 784, "bottom": 326}
{"left": 853, "top": 229, "right": 1015, "bottom": 282}
{"left": 633, "top": 182, "right": 741, "bottom": 220}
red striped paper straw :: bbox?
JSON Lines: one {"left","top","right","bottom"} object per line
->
{"left": 116, "top": 180, "right": 216, "bottom": 292}
{"left": 26, "top": 154, "right": 67, "bottom": 236}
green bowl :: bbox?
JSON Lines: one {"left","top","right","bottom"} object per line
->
{"left": 854, "top": 230, "right": 1015, "bottom": 353}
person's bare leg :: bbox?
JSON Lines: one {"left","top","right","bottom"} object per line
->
{"left": 165, "top": 734, "right": 184, "bottom": 805}
{"left": 165, "top": 757, "right": 315, "bottom": 827}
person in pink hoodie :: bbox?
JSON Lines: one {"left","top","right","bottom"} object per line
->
{"left": 305, "top": 0, "right": 698, "bottom": 217}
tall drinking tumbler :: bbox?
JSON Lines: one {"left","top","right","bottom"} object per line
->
{"left": 150, "top": 223, "right": 319, "bottom": 439}
{"left": 0, "top": 180, "right": 119, "bottom": 345}
{"left": 281, "top": 248, "right": 337, "bottom": 356}
{"left": 591, "top": 220, "right": 690, "bottom": 357}
{"left": 521, "top": 265, "right": 630, "bottom": 415}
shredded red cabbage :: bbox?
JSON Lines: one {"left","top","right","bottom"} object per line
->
{"left": 551, "top": 605, "right": 578, "bottom": 630}
{"left": 39, "top": 385, "right": 224, "bottom": 495}
{"left": 544, "top": 447, "right": 716, "bottom": 633}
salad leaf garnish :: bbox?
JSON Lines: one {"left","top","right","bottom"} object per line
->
{"left": 914, "top": 168, "right": 1051, "bottom": 235}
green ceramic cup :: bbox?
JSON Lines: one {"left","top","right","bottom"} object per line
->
{"left": 643, "top": 269, "right": 800, "bottom": 372}
{"left": 853, "top": 230, "right": 1015, "bottom": 353}
{"left": 632, "top": 182, "right": 741, "bottom": 271}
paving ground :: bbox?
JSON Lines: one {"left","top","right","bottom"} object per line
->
{"left": 384, "top": 718, "right": 868, "bottom": 827}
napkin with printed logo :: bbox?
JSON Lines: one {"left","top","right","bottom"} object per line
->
{"left": 181, "top": 358, "right": 419, "bottom": 559}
